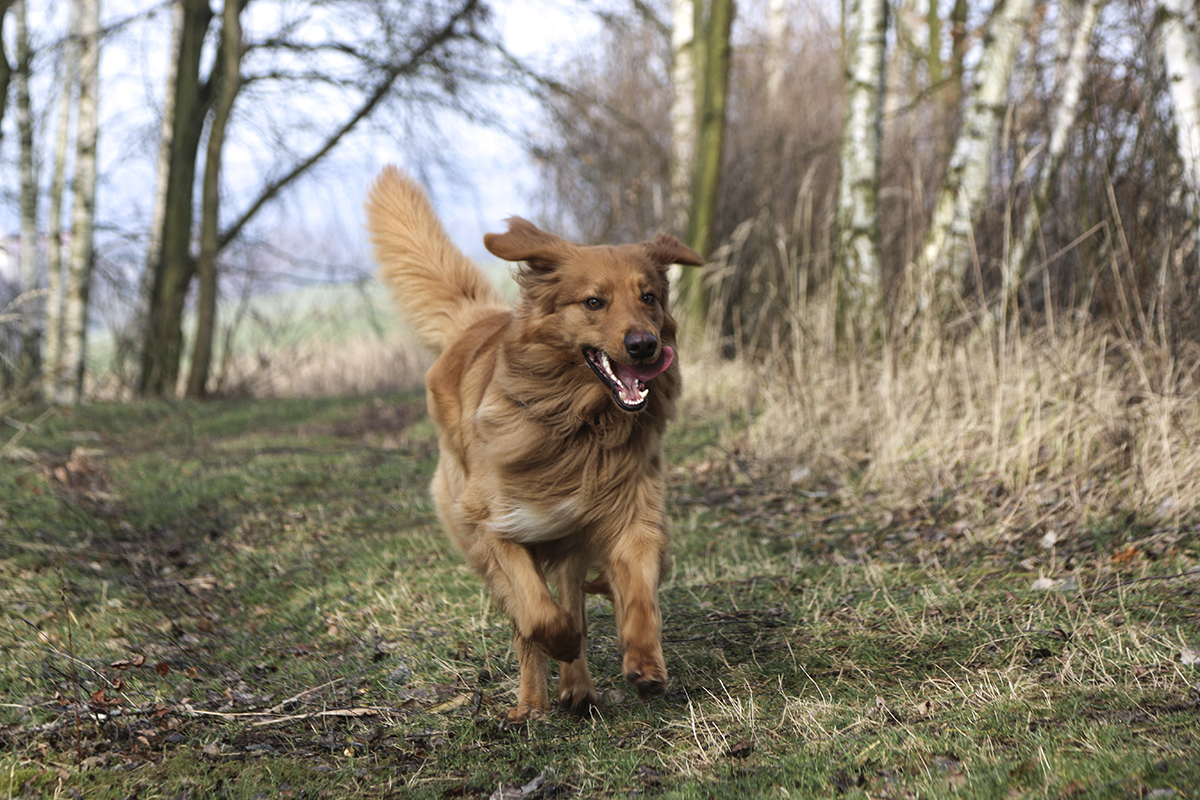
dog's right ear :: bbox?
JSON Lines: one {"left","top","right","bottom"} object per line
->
{"left": 484, "top": 217, "right": 573, "bottom": 273}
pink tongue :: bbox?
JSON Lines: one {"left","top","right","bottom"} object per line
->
{"left": 623, "top": 346, "right": 674, "bottom": 382}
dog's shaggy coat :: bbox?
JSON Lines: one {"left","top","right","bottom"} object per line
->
{"left": 365, "top": 166, "right": 702, "bottom": 721}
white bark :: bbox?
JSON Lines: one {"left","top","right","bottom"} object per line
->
{"left": 1161, "top": 0, "right": 1200, "bottom": 257}
{"left": 1005, "top": 0, "right": 1103, "bottom": 300}
{"left": 668, "top": 0, "right": 697, "bottom": 238}
{"left": 836, "top": 0, "right": 888, "bottom": 319}
{"left": 41, "top": 0, "right": 80, "bottom": 402}
{"left": 765, "top": 0, "right": 787, "bottom": 110}
{"left": 913, "top": 0, "right": 1035, "bottom": 324}
{"left": 16, "top": 0, "right": 40, "bottom": 381}
{"left": 58, "top": 0, "right": 100, "bottom": 406}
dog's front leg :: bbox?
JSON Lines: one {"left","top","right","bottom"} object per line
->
{"left": 608, "top": 526, "right": 669, "bottom": 698}
{"left": 477, "top": 536, "right": 582, "bottom": 661}
{"left": 552, "top": 556, "right": 599, "bottom": 714}
{"left": 509, "top": 630, "right": 551, "bottom": 723}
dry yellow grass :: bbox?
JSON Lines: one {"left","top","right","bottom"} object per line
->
{"left": 680, "top": 306, "right": 1200, "bottom": 540}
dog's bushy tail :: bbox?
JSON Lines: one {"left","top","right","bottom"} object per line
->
{"left": 366, "top": 165, "right": 507, "bottom": 354}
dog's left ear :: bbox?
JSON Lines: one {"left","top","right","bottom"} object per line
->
{"left": 484, "top": 217, "right": 574, "bottom": 272}
{"left": 643, "top": 234, "right": 704, "bottom": 270}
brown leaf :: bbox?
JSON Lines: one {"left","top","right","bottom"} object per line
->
{"left": 1112, "top": 546, "right": 1138, "bottom": 565}
{"left": 155, "top": 661, "right": 171, "bottom": 676}
{"left": 728, "top": 737, "right": 754, "bottom": 758}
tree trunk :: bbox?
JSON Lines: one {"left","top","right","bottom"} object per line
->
{"left": 764, "top": 0, "right": 786, "bottom": 112}
{"left": 57, "top": 0, "right": 100, "bottom": 406}
{"left": 41, "top": 0, "right": 79, "bottom": 403}
{"left": 1161, "top": 0, "right": 1200, "bottom": 258}
{"left": 835, "top": 0, "right": 888, "bottom": 335}
{"left": 16, "top": 0, "right": 40, "bottom": 390}
{"left": 1004, "top": 0, "right": 1103, "bottom": 309}
{"left": 668, "top": 0, "right": 698, "bottom": 240}
{"left": 138, "top": 0, "right": 214, "bottom": 397}
{"left": 141, "top": 1, "right": 185, "bottom": 328}
{"left": 0, "top": 0, "right": 15, "bottom": 138}
{"left": 186, "top": 0, "right": 243, "bottom": 399}
{"left": 908, "top": 0, "right": 1035, "bottom": 331}
{"left": 680, "top": 0, "right": 734, "bottom": 327}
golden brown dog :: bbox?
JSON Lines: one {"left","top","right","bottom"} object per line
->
{"left": 365, "top": 166, "right": 702, "bottom": 722}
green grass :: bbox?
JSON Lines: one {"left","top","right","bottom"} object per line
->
{"left": 2, "top": 395, "right": 1197, "bottom": 799}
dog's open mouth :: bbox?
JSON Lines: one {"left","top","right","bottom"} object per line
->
{"left": 584, "top": 346, "right": 674, "bottom": 411}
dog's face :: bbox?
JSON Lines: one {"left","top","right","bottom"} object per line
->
{"left": 485, "top": 219, "right": 703, "bottom": 412}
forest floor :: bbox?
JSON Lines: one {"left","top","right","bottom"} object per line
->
{"left": 1, "top": 392, "right": 1198, "bottom": 799}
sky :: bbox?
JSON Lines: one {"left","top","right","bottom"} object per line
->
{"left": 0, "top": 0, "right": 600, "bottom": 283}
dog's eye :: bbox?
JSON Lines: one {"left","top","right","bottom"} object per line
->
{"left": 642, "top": 293, "right": 657, "bottom": 306}
{"left": 584, "top": 297, "right": 606, "bottom": 310}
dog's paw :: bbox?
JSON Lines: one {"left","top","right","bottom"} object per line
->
{"left": 558, "top": 683, "right": 600, "bottom": 715}
{"left": 623, "top": 651, "right": 668, "bottom": 699}
{"left": 503, "top": 704, "right": 545, "bottom": 726}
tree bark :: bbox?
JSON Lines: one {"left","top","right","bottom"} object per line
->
{"left": 57, "top": 0, "right": 101, "bottom": 406}
{"left": 0, "top": 0, "right": 15, "bottom": 139}
{"left": 1004, "top": 0, "right": 1103, "bottom": 309}
{"left": 668, "top": 0, "right": 698, "bottom": 240}
{"left": 186, "top": 0, "right": 243, "bottom": 399}
{"left": 41, "top": 0, "right": 80, "bottom": 403}
{"left": 141, "top": 1, "right": 185, "bottom": 327}
{"left": 138, "top": 0, "right": 214, "bottom": 397}
{"left": 835, "top": 0, "right": 888, "bottom": 334}
{"left": 764, "top": 0, "right": 787, "bottom": 110}
{"left": 16, "top": 0, "right": 40, "bottom": 389}
{"left": 1161, "top": 0, "right": 1200, "bottom": 258}
{"left": 680, "top": 0, "right": 734, "bottom": 327}
{"left": 908, "top": 0, "right": 1035, "bottom": 331}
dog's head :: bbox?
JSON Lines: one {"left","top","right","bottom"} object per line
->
{"left": 485, "top": 218, "right": 703, "bottom": 413}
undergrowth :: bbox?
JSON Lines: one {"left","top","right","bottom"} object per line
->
{"left": 1, "top": 370, "right": 1197, "bottom": 798}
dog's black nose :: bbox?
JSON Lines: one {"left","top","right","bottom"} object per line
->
{"left": 624, "top": 331, "right": 658, "bottom": 360}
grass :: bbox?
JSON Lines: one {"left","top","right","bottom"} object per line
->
{"left": 2, "top": 376, "right": 1197, "bottom": 799}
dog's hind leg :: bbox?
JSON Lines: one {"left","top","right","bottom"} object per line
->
{"left": 552, "top": 556, "right": 599, "bottom": 714}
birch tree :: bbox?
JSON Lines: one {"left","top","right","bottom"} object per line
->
{"left": 835, "top": 0, "right": 888, "bottom": 332}
{"left": 1004, "top": 0, "right": 1103, "bottom": 310}
{"left": 56, "top": 0, "right": 100, "bottom": 406}
{"left": 908, "top": 0, "right": 1035, "bottom": 329}
{"left": 0, "top": 0, "right": 15, "bottom": 135}
{"left": 16, "top": 0, "right": 40, "bottom": 386}
{"left": 1161, "top": 0, "right": 1200, "bottom": 257}
{"left": 668, "top": 0, "right": 697, "bottom": 240}
{"left": 41, "top": 0, "right": 80, "bottom": 402}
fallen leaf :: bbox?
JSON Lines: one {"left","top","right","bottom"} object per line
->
{"left": 728, "top": 737, "right": 754, "bottom": 758}
{"left": 1181, "top": 648, "right": 1199, "bottom": 666}
{"left": 156, "top": 662, "right": 171, "bottom": 676}
{"left": 1112, "top": 545, "right": 1138, "bottom": 565}
{"left": 429, "top": 694, "right": 471, "bottom": 713}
